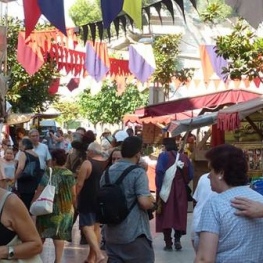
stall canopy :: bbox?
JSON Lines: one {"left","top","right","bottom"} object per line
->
{"left": 123, "top": 111, "right": 196, "bottom": 125}
{"left": 217, "top": 96, "right": 263, "bottom": 131}
{"left": 135, "top": 89, "right": 262, "bottom": 117}
{"left": 167, "top": 112, "right": 218, "bottom": 136}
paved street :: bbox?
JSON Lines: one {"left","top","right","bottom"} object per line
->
{"left": 41, "top": 213, "right": 195, "bottom": 263}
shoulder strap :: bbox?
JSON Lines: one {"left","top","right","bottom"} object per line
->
{"left": 115, "top": 165, "right": 139, "bottom": 185}
{"left": 0, "top": 192, "right": 12, "bottom": 215}
{"left": 105, "top": 167, "right": 110, "bottom": 184}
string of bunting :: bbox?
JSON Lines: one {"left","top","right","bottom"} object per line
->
{"left": 80, "top": 0, "right": 197, "bottom": 43}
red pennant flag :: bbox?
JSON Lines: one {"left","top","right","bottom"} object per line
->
{"left": 23, "top": 0, "right": 41, "bottom": 38}
{"left": 17, "top": 32, "right": 44, "bottom": 75}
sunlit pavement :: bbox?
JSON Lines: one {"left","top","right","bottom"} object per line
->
{"left": 41, "top": 213, "right": 195, "bottom": 263}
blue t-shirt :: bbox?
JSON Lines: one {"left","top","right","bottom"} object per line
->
{"left": 100, "top": 159, "right": 152, "bottom": 244}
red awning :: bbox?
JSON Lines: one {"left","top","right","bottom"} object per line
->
{"left": 123, "top": 111, "right": 196, "bottom": 125}
{"left": 217, "top": 96, "right": 263, "bottom": 130}
{"left": 135, "top": 89, "right": 263, "bottom": 117}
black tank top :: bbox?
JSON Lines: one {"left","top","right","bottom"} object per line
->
{"left": 0, "top": 192, "right": 16, "bottom": 245}
{"left": 78, "top": 159, "right": 107, "bottom": 213}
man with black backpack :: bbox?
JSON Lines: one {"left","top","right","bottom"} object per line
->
{"left": 99, "top": 136, "right": 156, "bottom": 263}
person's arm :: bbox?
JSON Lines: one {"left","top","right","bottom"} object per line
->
{"left": 138, "top": 194, "right": 156, "bottom": 210}
{"left": 0, "top": 194, "right": 42, "bottom": 259}
{"left": 231, "top": 197, "right": 263, "bottom": 218}
{"left": 15, "top": 152, "right": 26, "bottom": 179}
{"left": 76, "top": 160, "right": 92, "bottom": 196}
{"left": 194, "top": 232, "right": 218, "bottom": 263}
{"left": 155, "top": 152, "right": 168, "bottom": 192}
{"left": 71, "top": 184, "right": 77, "bottom": 209}
{"left": 135, "top": 168, "right": 156, "bottom": 210}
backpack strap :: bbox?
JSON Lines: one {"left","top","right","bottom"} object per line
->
{"left": 115, "top": 165, "right": 139, "bottom": 185}
{"left": 105, "top": 168, "right": 110, "bottom": 184}
{"left": 116, "top": 165, "right": 140, "bottom": 212}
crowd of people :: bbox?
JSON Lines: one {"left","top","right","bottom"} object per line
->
{"left": 0, "top": 125, "right": 263, "bottom": 262}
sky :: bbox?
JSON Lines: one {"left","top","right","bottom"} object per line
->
{"left": 0, "top": 0, "right": 76, "bottom": 27}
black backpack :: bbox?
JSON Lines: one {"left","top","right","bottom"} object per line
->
{"left": 96, "top": 165, "right": 139, "bottom": 225}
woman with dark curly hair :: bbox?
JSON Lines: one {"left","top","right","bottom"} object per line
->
{"left": 33, "top": 149, "right": 76, "bottom": 263}
{"left": 194, "top": 144, "right": 263, "bottom": 263}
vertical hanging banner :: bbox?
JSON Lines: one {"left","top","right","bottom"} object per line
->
{"left": 123, "top": 0, "right": 142, "bottom": 29}
{"left": 84, "top": 41, "right": 110, "bottom": 82}
{"left": 129, "top": 43, "right": 156, "bottom": 83}
{"left": 101, "top": 0, "right": 124, "bottom": 28}
{"left": 199, "top": 45, "right": 228, "bottom": 82}
{"left": 17, "top": 32, "right": 45, "bottom": 75}
{"left": 23, "top": 0, "right": 67, "bottom": 38}
{"left": 23, "top": 0, "right": 41, "bottom": 38}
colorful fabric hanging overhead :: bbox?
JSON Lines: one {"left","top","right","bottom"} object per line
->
{"left": 129, "top": 44, "right": 156, "bottom": 83}
{"left": 84, "top": 41, "right": 110, "bottom": 82}
{"left": 199, "top": 45, "right": 228, "bottom": 83}
{"left": 123, "top": 0, "right": 142, "bottom": 29}
{"left": 67, "top": 78, "right": 80, "bottom": 91}
{"left": 48, "top": 78, "right": 60, "bottom": 94}
{"left": 101, "top": 0, "right": 124, "bottom": 29}
{"left": 22, "top": 0, "right": 67, "bottom": 38}
{"left": 92, "top": 0, "right": 196, "bottom": 42}
{"left": 17, "top": 32, "right": 45, "bottom": 75}
{"left": 16, "top": 29, "right": 82, "bottom": 76}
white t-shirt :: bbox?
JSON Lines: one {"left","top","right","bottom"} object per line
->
{"left": 191, "top": 173, "right": 217, "bottom": 240}
{"left": 33, "top": 143, "right": 51, "bottom": 170}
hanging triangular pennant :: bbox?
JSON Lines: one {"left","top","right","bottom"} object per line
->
{"left": 89, "top": 23, "right": 96, "bottom": 44}
{"left": 106, "top": 27, "right": 111, "bottom": 43}
{"left": 162, "top": 0, "right": 175, "bottom": 23}
{"left": 82, "top": 24, "right": 89, "bottom": 44}
{"left": 113, "top": 17, "right": 121, "bottom": 38}
{"left": 38, "top": 0, "right": 67, "bottom": 36}
{"left": 152, "top": 2, "right": 163, "bottom": 24}
{"left": 101, "top": 0, "right": 124, "bottom": 29}
{"left": 96, "top": 22, "right": 104, "bottom": 41}
{"left": 123, "top": 0, "right": 142, "bottom": 29}
{"left": 23, "top": 0, "right": 41, "bottom": 38}
{"left": 143, "top": 6, "right": 151, "bottom": 25}
{"left": 119, "top": 15, "right": 127, "bottom": 35}
{"left": 189, "top": 0, "right": 197, "bottom": 9}
{"left": 254, "top": 77, "right": 261, "bottom": 87}
{"left": 174, "top": 0, "right": 186, "bottom": 22}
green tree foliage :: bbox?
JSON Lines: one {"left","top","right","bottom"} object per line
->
{"left": 69, "top": 0, "right": 102, "bottom": 26}
{"left": 5, "top": 18, "right": 59, "bottom": 113}
{"left": 215, "top": 19, "right": 263, "bottom": 80}
{"left": 78, "top": 81, "right": 148, "bottom": 124}
{"left": 198, "top": 0, "right": 232, "bottom": 24}
{"left": 152, "top": 34, "right": 182, "bottom": 99}
{"left": 53, "top": 101, "right": 81, "bottom": 127}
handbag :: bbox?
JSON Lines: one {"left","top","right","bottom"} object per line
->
{"left": 19, "top": 153, "right": 37, "bottom": 181}
{"left": 159, "top": 153, "right": 180, "bottom": 203}
{"left": 0, "top": 235, "right": 42, "bottom": 263}
{"left": 30, "top": 168, "right": 55, "bottom": 216}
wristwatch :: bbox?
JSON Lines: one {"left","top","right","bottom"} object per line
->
{"left": 7, "top": 246, "right": 15, "bottom": 259}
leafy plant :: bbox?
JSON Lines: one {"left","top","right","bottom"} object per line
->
{"left": 152, "top": 34, "right": 182, "bottom": 99}
{"left": 78, "top": 81, "right": 148, "bottom": 125}
{"left": 198, "top": 0, "right": 232, "bottom": 24}
{"left": 215, "top": 19, "right": 263, "bottom": 80}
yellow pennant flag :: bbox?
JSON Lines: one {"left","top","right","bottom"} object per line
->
{"left": 123, "top": 0, "right": 142, "bottom": 29}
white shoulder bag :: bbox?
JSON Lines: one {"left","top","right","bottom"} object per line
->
{"left": 159, "top": 153, "right": 181, "bottom": 203}
{"left": 30, "top": 168, "right": 55, "bottom": 216}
